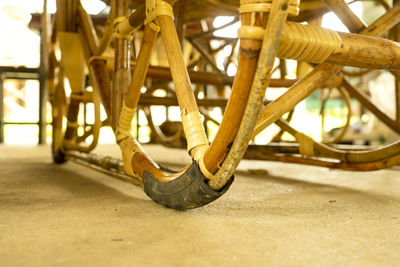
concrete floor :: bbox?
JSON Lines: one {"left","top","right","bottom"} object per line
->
{"left": 0, "top": 144, "right": 399, "bottom": 266}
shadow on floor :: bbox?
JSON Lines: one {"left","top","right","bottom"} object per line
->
{"left": 0, "top": 160, "right": 149, "bottom": 208}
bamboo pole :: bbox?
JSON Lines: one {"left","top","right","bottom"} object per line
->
{"left": 322, "top": 0, "right": 366, "bottom": 33}
{"left": 125, "top": 26, "right": 158, "bottom": 110}
{"left": 202, "top": 12, "right": 262, "bottom": 174}
{"left": 209, "top": 0, "right": 291, "bottom": 190}
{"left": 67, "top": 151, "right": 143, "bottom": 187}
{"left": 55, "top": 0, "right": 66, "bottom": 32}
{"left": 326, "top": 32, "right": 400, "bottom": 69}
{"left": 158, "top": 14, "right": 209, "bottom": 159}
{"left": 138, "top": 95, "right": 228, "bottom": 107}
{"left": 112, "top": 0, "right": 131, "bottom": 131}
{"left": 158, "top": 15, "right": 198, "bottom": 113}
{"left": 360, "top": 3, "right": 400, "bottom": 36}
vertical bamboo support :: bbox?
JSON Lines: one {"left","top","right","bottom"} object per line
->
{"left": 58, "top": 1, "right": 84, "bottom": 146}
{"left": 55, "top": 0, "right": 66, "bottom": 32}
{"left": 52, "top": 69, "right": 66, "bottom": 153}
{"left": 112, "top": 0, "right": 131, "bottom": 131}
{"left": 39, "top": 31, "right": 47, "bottom": 144}
{"left": 64, "top": 99, "right": 80, "bottom": 141}
{"left": 158, "top": 15, "right": 198, "bottom": 113}
{"left": 40, "top": 0, "right": 52, "bottom": 144}
{"left": 125, "top": 26, "right": 158, "bottom": 110}
{"left": 158, "top": 14, "right": 208, "bottom": 160}
{"left": 393, "top": 0, "right": 400, "bottom": 123}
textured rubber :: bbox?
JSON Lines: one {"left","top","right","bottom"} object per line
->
{"left": 143, "top": 162, "right": 234, "bottom": 210}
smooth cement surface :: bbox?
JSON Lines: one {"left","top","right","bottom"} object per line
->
{"left": 0, "top": 144, "right": 399, "bottom": 266}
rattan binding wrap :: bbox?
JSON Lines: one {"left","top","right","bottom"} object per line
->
{"left": 238, "top": 22, "right": 347, "bottom": 63}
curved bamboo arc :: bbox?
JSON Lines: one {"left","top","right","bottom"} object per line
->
{"left": 244, "top": 148, "right": 400, "bottom": 172}
{"left": 274, "top": 119, "right": 347, "bottom": 161}
{"left": 275, "top": 118, "right": 400, "bottom": 164}
{"left": 143, "top": 106, "right": 185, "bottom": 145}
{"left": 63, "top": 87, "right": 101, "bottom": 153}
{"left": 342, "top": 78, "right": 400, "bottom": 135}
{"left": 202, "top": 12, "right": 263, "bottom": 174}
{"left": 321, "top": 86, "right": 352, "bottom": 144}
{"left": 341, "top": 68, "right": 373, "bottom": 77}
{"left": 345, "top": 141, "right": 400, "bottom": 163}
{"left": 124, "top": 138, "right": 187, "bottom": 183}
{"left": 209, "top": 0, "right": 292, "bottom": 190}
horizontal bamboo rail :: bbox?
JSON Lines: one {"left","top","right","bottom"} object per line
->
{"left": 244, "top": 148, "right": 400, "bottom": 171}
{"left": 326, "top": 32, "right": 400, "bottom": 69}
{"left": 256, "top": 118, "right": 400, "bottom": 166}
{"left": 132, "top": 65, "right": 297, "bottom": 87}
{"left": 67, "top": 151, "right": 143, "bottom": 187}
{"left": 138, "top": 96, "right": 228, "bottom": 107}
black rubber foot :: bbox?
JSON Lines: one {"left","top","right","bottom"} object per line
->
{"left": 143, "top": 162, "right": 234, "bottom": 210}
{"left": 52, "top": 149, "right": 67, "bottom": 164}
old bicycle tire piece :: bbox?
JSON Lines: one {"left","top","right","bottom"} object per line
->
{"left": 143, "top": 162, "right": 234, "bottom": 210}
